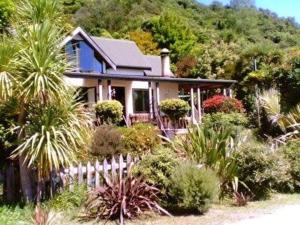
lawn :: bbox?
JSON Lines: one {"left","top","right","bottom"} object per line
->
{"left": 56, "top": 193, "right": 300, "bottom": 225}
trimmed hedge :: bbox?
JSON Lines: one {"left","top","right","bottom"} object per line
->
{"left": 159, "top": 98, "right": 190, "bottom": 121}
{"left": 95, "top": 100, "right": 123, "bottom": 124}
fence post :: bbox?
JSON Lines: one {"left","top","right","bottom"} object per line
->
{"left": 103, "top": 158, "right": 109, "bottom": 181}
{"left": 119, "top": 154, "right": 124, "bottom": 180}
{"left": 87, "top": 162, "right": 92, "bottom": 190}
{"left": 95, "top": 160, "right": 100, "bottom": 188}
{"left": 126, "top": 154, "right": 132, "bottom": 172}
{"left": 69, "top": 166, "right": 74, "bottom": 191}
{"left": 111, "top": 156, "right": 117, "bottom": 181}
{"left": 78, "top": 163, "right": 83, "bottom": 185}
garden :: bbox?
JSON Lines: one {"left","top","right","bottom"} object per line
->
{"left": 1, "top": 0, "right": 300, "bottom": 225}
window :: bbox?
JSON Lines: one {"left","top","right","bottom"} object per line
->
{"left": 65, "top": 40, "right": 103, "bottom": 73}
{"left": 133, "top": 89, "right": 149, "bottom": 113}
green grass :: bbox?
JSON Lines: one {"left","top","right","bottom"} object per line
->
{"left": 0, "top": 204, "right": 33, "bottom": 225}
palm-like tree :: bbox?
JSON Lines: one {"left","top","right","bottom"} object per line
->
{"left": 0, "top": 0, "right": 92, "bottom": 202}
{"left": 260, "top": 88, "right": 300, "bottom": 142}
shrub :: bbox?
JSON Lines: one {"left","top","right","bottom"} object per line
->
{"left": 118, "top": 123, "right": 160, "bottom": 155}
{"left": 169, "top": 163, "right": 219, "bottom": 214}
{"left": 203, "top": 112, "right": 248, "bottom": 129}
{"left": 203, "top": 95, "right": 244, "bottom": 113}
{"left": 159, "top": 98, "right": 190, "bottom": 121}
{"left": 90, "top": 125, "right": 125, "bottom": 158}
{"left": 282, "top": 139, "right": 300, "bottom": 191}
{"left": 133, "top": 147, "right": 178, "bottom": 195}
{"left": 95, "top": 100, "right": 123, "bottom": 124}
{"left": 83, "top": 171, "right": 170, "bottom": 223}
{"left": 235, "top": 142, "right": 293, "bottom": 200}
{"left": 45, "top": 184, "right": 87, "bottom": 211}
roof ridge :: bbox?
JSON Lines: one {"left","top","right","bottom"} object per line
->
{"left": 91, "top": 36, "right": 135, "bottom": 43}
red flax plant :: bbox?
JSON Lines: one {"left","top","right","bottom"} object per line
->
{"left": 83, "top": 170, "right": 171, "bottom": 225}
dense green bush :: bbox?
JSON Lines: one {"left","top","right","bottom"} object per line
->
{"left": 95, "top": 100, "right": 123, "bottom": 124}
{"left": 90, "top": 125, "right": 125, "bottom": 158}
{"left": 282, "top": 140, "right": 300, "bottom": 191}
{"left": 45, "top": 184, "right": 87, "bottom": 210}
{"left": 159, "top": 98, "right": 190, "bottom": 121}
{"left": 133, "top": 147, "right": 178, "bottom": 195}
{"left": 203, "top": 112, "right": 248, "bottom": 129}
{"left": 169, "top": 163, "right": 219, "bottom": 214}
{"left": 118, "top": 123, "right": 160, "bottom": 155}
{"left": 235, "top": 143, "right": 293, "bottom": 200}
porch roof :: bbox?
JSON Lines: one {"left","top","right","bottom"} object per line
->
{"left": 64, "top": 72, "right": 237, "bottom": 89}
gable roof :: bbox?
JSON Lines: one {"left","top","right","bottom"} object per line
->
{"left": 144, "top": 55, "right": 174, "bottom": 77}
{"left": 91, "top": 37, "right": 151, "bottom": 70}
{"left": 61, "top": 27, "right": 117, "bottom": 70}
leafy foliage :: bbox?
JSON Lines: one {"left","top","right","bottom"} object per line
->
{"left": 45, "top": 184, "right": 87, "bottom": 210}
{"left": 281, "top": 140, "right": 300, "bottom": 191}
{"left": 133, "top": 147, "right": 178, "bottom": 195}
{"left": 159, "top": 98, "right": 190, "bottom": 121}
{"left": 235, "top": 142, "right": 293, "bottom": 199}
{"left": 203, "top": 95, "right": 244, "bottom": 113}
{"left": 203, "top": 112, "right": 248, "bottom": 130}
{"left": 95, "top": 100, "right": 123, "bottom": 125}
{"left": 90, "top": 125, "right": 125, "bottom": 158}
{"left": 127, "top": 30, "right": 160, "bottom": 55}
{"left": 83, "top": 171, "right": 170, "bottom": 223}
{"left": 180, "top": 125, "right": 237, "bottom": 193}
{"left": 118, "top": 123, "right": 160, "bottom": 155}
{"left": 169, "top": 163, "right": 219, "bottom": 214}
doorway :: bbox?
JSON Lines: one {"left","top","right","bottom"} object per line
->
{"left": 112, "top": 86, "right": 126, "bottom": 116}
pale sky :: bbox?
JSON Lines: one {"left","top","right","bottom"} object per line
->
{"left": 199, "top": 0, "right": 300, "bottom": 23}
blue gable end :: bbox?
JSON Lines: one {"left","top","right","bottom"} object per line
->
{"left": 65, "top": 39, "right": 104, "bottom": 73}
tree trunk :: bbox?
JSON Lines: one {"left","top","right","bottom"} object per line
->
{"left": 3, "top": 161, "right": 20, "bottom": 203}
{"left": 17, "top": 105, "right": 35, "bottom": 203}
{"left": 19, "top": 155, "right": 35, "bottom": 202}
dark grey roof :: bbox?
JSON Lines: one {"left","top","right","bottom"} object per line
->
{"left": 65, "top": 71, "right": 237, "bottom": 90}
{"left": 144, "top": 55, "right": 174, "bottom": 76}
{"left": 91, "top": 37, "right": 151, "bottom": 70}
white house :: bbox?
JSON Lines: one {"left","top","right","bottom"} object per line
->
{"left": 62, "top": 27, "right": 236, "bottom": 128}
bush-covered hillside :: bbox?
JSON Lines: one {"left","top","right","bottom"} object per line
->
{"left": 2, "top": 0, "right": 300, "bottom": 122}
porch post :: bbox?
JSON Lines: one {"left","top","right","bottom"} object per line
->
{"left": 229, "top": 88, "right": 233, "bottom": 98}
{"left": 107, "top": 80, "right": 112, "bottom": 100}
{"left": 98, "top": 79, "right": 103, "bottom": 102}
{"left": 156, "top": 82, "right": 160, "bottom": 105}
{"left": 197, "top": 87, "right": 202, "bottom": 124}
{"left": 190, "top": 87, "right": 195, "bottom": 124}
{"left": 223, "top": 88, "right": 227, "bottom": 96}
{"left": 149, "top": 82, "right": 153, "bottom": 119}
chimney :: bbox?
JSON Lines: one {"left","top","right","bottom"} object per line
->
{"left": 160, "top": 48, "right": 173, "bottom": 77}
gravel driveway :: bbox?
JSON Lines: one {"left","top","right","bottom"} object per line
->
{"left": 226, "top": 203, "right": 300, "bottom": 225}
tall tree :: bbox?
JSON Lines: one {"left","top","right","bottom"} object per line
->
{"left": 0, "top": 0, "right": 92, "bottom": 202}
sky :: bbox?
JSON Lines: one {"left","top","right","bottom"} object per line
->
{"left": 199, "top": 0, "right": 300, "bottom": 23}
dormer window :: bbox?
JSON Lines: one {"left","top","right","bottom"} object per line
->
{"left": 65, "top": 39, "right": 103, "bottom": 73}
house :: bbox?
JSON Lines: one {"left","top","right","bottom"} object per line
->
{"left": 62, "top": 27, "right": 236, "bottom": 129}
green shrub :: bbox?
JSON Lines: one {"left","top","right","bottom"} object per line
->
{"left": 203, "top": 112, "right": 248, "bottom": 129}
{"left": 45, "top": 184, "right": 87, "bottom": 211}
{"left": 169, "top": 163, "right": 219, "bottom": 214}
{"left": 235, "top": 143, "right": 293, "bottom": 200}
{"left": 133, "top": 147, "right": 178, "bottom": 195}
{"left": 0, "top": 205, "right": 33, "bottom": 225}
{"left": 159, "top": 98, "right": 190, "bottom": 121}
{"left": 282, "top": 139, "right": 300, "bottom": 191}
{"left": 90, "top": 125, "right": 125, "bottom": 158}
{"left": 95, "top": 100, "right": 123, "bottom": 124}
{"left": 118, "top": 123, "right": 160, "bottom": 155}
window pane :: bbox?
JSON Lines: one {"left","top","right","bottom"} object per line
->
{"left": 79, "top": 41, "right": 94, "bottom": 72}
{"left": 133, "top": 89, "right": 149, "bottom": 113}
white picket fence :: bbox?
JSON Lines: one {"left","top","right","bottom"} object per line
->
{"left": 54, "top": 154, "right": 139, "bottom": 191}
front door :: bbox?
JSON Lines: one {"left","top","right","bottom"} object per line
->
{"left": 112, "top": 86, "right": 126, "bottom": 116}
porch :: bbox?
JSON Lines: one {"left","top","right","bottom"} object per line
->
{"left": 64, "top": 72, "right": 237, "bottom": 131}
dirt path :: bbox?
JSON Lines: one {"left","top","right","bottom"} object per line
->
{"left": 226, "top": 203, "right": 300, "bottom": 225}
